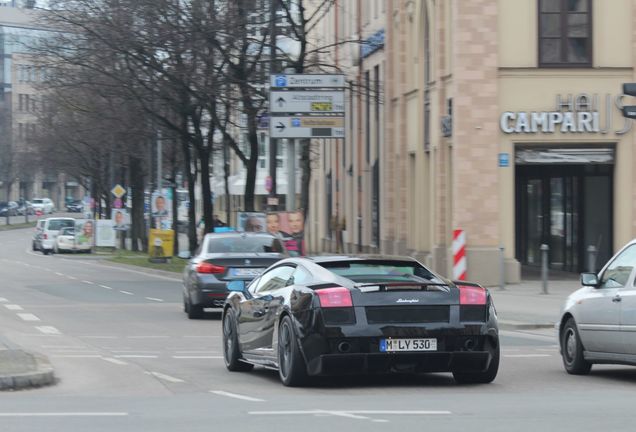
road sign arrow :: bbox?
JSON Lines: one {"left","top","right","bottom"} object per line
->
{"left": 276, "top": 97, "right": 286, "bottom": 107}
{"left": 275, "top": 122, "right": 286, "bottom": 131}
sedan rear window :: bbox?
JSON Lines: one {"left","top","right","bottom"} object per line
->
{"left": 32, "top": 199, "right": 44, "bottom": 204}
{"left": 207, "top": 236, "right": 285, "bottom": 254}
{"left": 319, "top": 260, "right": 442, "bottom": 284}
{"left": 48, "top": 220, "right": 75, "bottom": 231}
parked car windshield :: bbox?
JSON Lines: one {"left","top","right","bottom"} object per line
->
{"left": 32, "top": 199, "right": 44, "bottom": 204}
{"left": 318, "top": 260, "right": 442, "bottom": 284}
{"left": 207, "top": 236, "right": 284, "bottom": 254}
{"left": 48, "top": 220, "right": 75, "bottom": 231}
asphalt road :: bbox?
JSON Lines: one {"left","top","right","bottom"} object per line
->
{"left": 1, "top": 227, "right": 635, "bottom": 432}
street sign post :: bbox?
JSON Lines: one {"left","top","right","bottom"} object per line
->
{"left": 271, "top": 74, "right": 345, "bottom": 89}
{"left": 269, "top": 74, "right": 345, "bottom": 139}
{"left": 270, "top": 116, "right": 345, "bottom": 138}
{"left": 111, "top": 184, "right": 126, "bottom": 198}
{"left": 270, "top": 90, "right": 345, "bottom": 113}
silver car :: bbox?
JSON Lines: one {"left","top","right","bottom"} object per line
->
{"left": 181, "top": 232, "right": 288, "bottom": 319}
{"left": 559, "top": 239, "right": 636, "bottom": 374}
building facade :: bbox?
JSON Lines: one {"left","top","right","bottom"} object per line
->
{"left": 0, "top": 6, "right": 76, "bottom": 205}
{"left": 308, "top": 0, "right": 636, "bottom": 285}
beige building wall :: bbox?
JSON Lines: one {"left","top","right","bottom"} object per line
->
{"left": 309, "top": 0, "right": 636, "bottom": 286}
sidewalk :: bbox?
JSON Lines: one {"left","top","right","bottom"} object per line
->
{"left": 0, "top": 336, "right": 55, "bottom": 390}
{"left": 489, "top": 274, "right": 579, "bottom": 330}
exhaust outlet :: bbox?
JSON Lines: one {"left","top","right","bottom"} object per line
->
{"left": 337, "top": 341, "right": 351, "bottom": 353}
{"left": 463, "top": 339, "right": 475, "bottom": 351}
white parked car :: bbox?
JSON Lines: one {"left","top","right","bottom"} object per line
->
{"left": 39, "top": 217, "right": 75, "bottom": 255}
{"left": 31, "top": 198, "right": 55, "bottom": 214}
{"left": 559, "top": 239, "right": 636, "bottom": 374}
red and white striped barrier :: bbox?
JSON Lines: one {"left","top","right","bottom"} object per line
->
{"left": 452, "top": 229, "right": 467, "bottom": 280}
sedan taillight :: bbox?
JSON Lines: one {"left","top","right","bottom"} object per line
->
{"left": 316, "top": 287, "right": 353, "bottom": 308}
{"left": 458, "top": 284, "right": 487, "bottom": 305}
{"left": 196, "top": 262, "right": 225, "bottom": 274}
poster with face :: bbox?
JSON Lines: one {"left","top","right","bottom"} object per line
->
{"left": 151, "top": 191, "right": 172, "bottom": 230}
{"left": 237, "top": 212, "right": 266, "bottom": 233}
{"left": 269, "top": 211, "right": 305, "bottom": 256}
{"left": 111, "top": 208, "right": 130, "bottom": 231}
{"left": 74, "top": 219, "right": 95, "bottom": 249}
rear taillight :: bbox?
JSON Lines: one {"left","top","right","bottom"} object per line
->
{"left": 317, "top": 287, "right": 353, "bottom": 308}
{"left": 196, "top": 262, "right": 225, "bottom": 274}
{"left": 43, "top": 233, "right": 48, "bottom": 239}
{"left": 458, "top": 285, "right": 487, "bottom": 305}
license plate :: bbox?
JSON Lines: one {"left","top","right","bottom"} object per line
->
{"left": 232, "top": 268, "right": 264, "bottom": 277}
{"left": 379, "top": 338, "right": 437, "bottom": 352}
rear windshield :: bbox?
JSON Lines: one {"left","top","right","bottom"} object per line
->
{"left": 319, "top": 260, "right": 443, "bottom": 284}
{"left": 48, "top": 220, "right": 75, "bottom": 231}
{"left": 207, "top": 236, "right": 285, "bottom": 254}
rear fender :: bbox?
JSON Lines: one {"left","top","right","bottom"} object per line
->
{"left": 273, "top": 308, "right": 311, "bottom": 366}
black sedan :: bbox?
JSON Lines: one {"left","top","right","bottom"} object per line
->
{"left": 181, "top": 232, "right": 287, "bottom": 319}
{"left": 222, "top": 255, "right": 499, "bottom": 386}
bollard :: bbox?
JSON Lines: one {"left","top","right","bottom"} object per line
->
{"left": 499, "top": 246, "right": 506, "bottom": 290}
{"left": 587, "top": 245, "right": 597, "bottom": 273}
{"left": 540, "top": 244, "right": 549, "bottom": 294}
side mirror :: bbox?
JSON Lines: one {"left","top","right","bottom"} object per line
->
{"left": 227, "top": 280, "right": 246, "bottom": 292}
{"left": 580, "top": 272, "right": 599, "bottom": 287}
{"left": 177, "top": 251, "right": 191, "bottom": 260}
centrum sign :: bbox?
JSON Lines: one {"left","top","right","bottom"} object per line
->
{"left": 271, "top": 74, "right": 345, "bottom": 88}
{"left": 500, "top": 93, "right": 631, "bottom": 135}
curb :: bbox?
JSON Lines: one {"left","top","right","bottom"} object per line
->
{"left": 0, "top": 352, "right": 56, "bottom": 391}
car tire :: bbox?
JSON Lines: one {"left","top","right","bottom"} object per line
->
{"left": 561, "top": 318, "right": 592, "bottom": 375}
{"left": 32, "top": 242, "right": 37, "bottom": 251}
{"left": 222, "top": 309, "right": 253, "bottom": 372}
{"left": 453, "top": 337, "right": 500, "bottom": 384}
{"left": 42, "top": 249, "right": 50, "bottom": 255}
{"left": 277, "top": 315, "right": 309, "bottom": 387}
{"left": 185, "top": 293, "right": 204, "bottom": 319}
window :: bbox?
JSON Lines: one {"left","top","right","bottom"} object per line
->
{"left": 539, "top": 0, "right": 592, "bottom": 67}
{"left": 599, "top": 244, "right": 636, "bottom": 288}
{"left": 289, "top": 266, "right": 312, "bottom": 286}
{"left": 253, "top": 265, "right": 295, "bottom": 293}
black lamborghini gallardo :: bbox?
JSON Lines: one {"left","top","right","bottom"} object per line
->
{"left": 222, "top": 255, "right": 499, "bottom": 386}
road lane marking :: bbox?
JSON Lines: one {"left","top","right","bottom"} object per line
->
{"left": 111, "top": 350, "right": 160, "bottom": 354}
{"left": 174, "top": 356, "right": 223, "bottom": 359}
{"left": 55, "top": 272, "right": 64, "bottom": 276}
{"left": 17, "top": 313, "right": 40, "bottom": 322}
{"left": 35, "top": 326, "right": 61, "bottom": 335}
{"left": 210, "top": 391, "right": 265, "bottom": 402}
{"left": 99, "top": 285, "right": 113, "bottom": 290}
{"left": 114, "top": 355, "right": 158, "bottom": 359}
{"left": 127, "top": 336, "right": 169, "bottom": 339}
{"left": 82, "top": 280, "right": 94, "bottom": 285}
{"left": 146, "top": 371, "right": 185, "bottom": 383}
{"left": 0, "top": 413, "right": 129, "bottom": 417}
{"left": 80, "top": 336, "right": 117, "bottom": 339}
{"left": 145, "top": 297, "right": 164, "bottom": 302}
{"left": 67, "top": 276, "right": 77, "bottom": 280}
{"left": 119, "top": 290, "right": 134, "bottom": 295}
{"left": 51, "top": 355, "right": 102, "bottom": 358}
{"left": 0, "top": 297, "right": 7, "bottom": 302}
{"left": 101, "top": 357, "right": 128, "bottom": 365}
{"left": 248, "top": 410, "right": 452, "bottom": 421}
{"left": 503, "top": 354, "right": 552, "bottom": 358}
{"left": 5, "top": 304, "right": 23, "bottom": 311}
{"left": 175, "top": 350, "right": 218, "bottom": 354}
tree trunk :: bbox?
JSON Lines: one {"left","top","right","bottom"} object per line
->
{"left": 223, "top": 137, "right": 231, "bottom": 225}
{"left": 183, "top": 141, "right": 198, "bottom": 252}
{"left": 129, "top": 155, "right": 146, "bottom": 252}
{"left": 197, "top": 144, "right": 214, "bottom": 235}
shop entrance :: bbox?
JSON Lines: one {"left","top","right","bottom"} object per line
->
{"left": 515, "top": 149, "right": 613, "bottom": 273}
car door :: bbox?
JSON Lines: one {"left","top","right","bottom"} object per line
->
{"left": 238, "top": 265, "right": 295, "bottom": 353}
{"left": 578, "top": 244, "right": 636, "bottom": 353}
{"left": 618, "top": 247, "right": 636, "bottom": 355}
